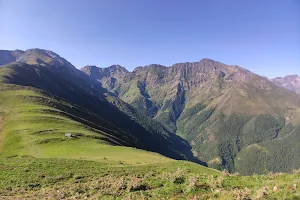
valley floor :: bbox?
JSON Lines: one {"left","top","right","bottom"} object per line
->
{"left": 0, "top": 156, "right": 300, "bottom": 200}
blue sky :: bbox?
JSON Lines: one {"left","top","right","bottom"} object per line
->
{"left": 0, "top": 0, "right": 299, "bottom": 78}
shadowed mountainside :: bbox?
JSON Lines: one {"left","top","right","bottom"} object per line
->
{"left": 0, "top": 49, "right": 202, "bottom": 164}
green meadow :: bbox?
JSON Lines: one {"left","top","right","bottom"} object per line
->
{"left": 1, "top": 156, "right": 300, "bottom": 199}
{"left": 0, "top": 85, "right": 169, "bottom": 164}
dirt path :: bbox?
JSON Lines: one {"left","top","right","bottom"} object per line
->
{"left": 0, "top": 114, "right": 6, "bottom": 151}
{"left": 0, "top": 115, "right": 3, "bottom": 134}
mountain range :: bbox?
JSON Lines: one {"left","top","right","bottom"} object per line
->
{"left": 1, "top": 48, "right": 300, "bottom": 175}
{"left": 81, "top": 58, "right": 300, "bottom": 174}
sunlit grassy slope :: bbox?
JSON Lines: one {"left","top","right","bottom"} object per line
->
{"left": 1, "top": 156, "right": 300, "bottom": 199}
{"left": 0, "top": 84, "right": 170, "bottom": 164}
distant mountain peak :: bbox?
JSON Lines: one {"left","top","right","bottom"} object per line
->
{"left": 82, "top": 64, "right": 128, "bottom": 73}
{"left": 285, "top": 74, "right": 299, "bottom": 79}
{"left": 273, "top": 74, "right": 300, "bottom": 80}
{"left": 199, "top": 58, "right": 215, "bottom": 63}
{"left": 107, "top": 64, "right": 129, "bottom": 73}
{"left": 16, "top": 48, "right": 75, "bottom": 69}
{"left": 80, "top": 64, "right": 128, "bottom": 89}
{"left": 0, "top": 48, "right": 76, "bottom": 72}
{"left": 271, "top": 74, "right": 300, "bottom": 94}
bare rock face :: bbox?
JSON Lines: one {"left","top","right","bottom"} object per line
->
{"left": 271, "top": 75, "right": 300, "bottom": 94}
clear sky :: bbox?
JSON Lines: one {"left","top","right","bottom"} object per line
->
{"left": 0, "top": 0, "right": 299, "bottom": 78}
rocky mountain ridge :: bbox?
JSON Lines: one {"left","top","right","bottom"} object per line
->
{"left": 82, "top": 58, "right": 300, "bottom": 174}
